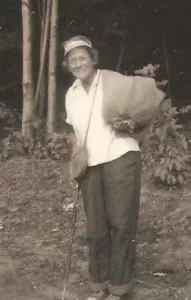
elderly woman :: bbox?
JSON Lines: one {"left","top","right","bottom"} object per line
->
{"left": 64, "top": 36, "right": 142, "bottom": 300}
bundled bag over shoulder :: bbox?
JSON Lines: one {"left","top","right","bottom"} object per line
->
{"left": 69, "top": 69, "right": 165, "bottom": 180}
{"left": 102, "top": 69, "right": 165, "bottom": 126}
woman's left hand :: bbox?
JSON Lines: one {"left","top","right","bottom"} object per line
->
{"left": 113, "top": 118, "right": 153, "bottom": 142}
{"left": 113, "top": 118, "right": 135, "bottom": 133}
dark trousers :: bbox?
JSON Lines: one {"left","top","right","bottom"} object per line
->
{"left": 79, "top": 151, "right": 142, "bottom": 296}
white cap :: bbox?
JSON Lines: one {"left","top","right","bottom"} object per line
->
{"left": 64, "top": 38, "right": 92, "bottom": 56}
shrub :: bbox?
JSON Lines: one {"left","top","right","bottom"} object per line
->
{"left": 135, "top": 64, "right": 191, "bottom": 187}
{"left": 0, "top": 104, "right": 21, "bottom": 130}
{"left": 141, "top": 99, "right": 190, "bottom": 186}
{"left": 0, "top": 131, "right": 74, "bottom": 161}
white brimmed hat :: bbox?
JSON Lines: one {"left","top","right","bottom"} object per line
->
{"left": 63, "top": 36, "right": 92, "bottom": 56}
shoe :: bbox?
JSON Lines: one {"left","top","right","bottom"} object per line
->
{"left": 86, "top": 289, "right": 109, "bottom": 300}
{"left": 105, "top": 294, "right": 129, "bottom": 300}
{"left": 105, "top": 295, "right": 120, "bottom": 300}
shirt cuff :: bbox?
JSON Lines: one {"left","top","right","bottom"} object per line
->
{"left": 66, "top": 117, "right": 72, "bottom": 125}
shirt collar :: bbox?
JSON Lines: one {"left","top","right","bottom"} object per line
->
{"left": 72, "top": 69, "right": 101, "bottom": 90}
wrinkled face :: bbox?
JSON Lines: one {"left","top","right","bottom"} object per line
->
{"left": 67, "top": 47, "right": 95, "bottom": 81}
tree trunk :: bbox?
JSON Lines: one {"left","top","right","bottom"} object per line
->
{"left": 21, "top": 0, "right": 35, "bottom": 139}
{"left": 116, "top": 37, "right": 126, "bottom": 72}
{"left": 163, "top": 36, "right": 171, "bottom": 98}
{"left": 34, "top": 0, "right": 51, "bottom": 109}
{"left": 47, "top": 0, "right": 58, "bottom": 134}
{"left": 39, "top": 0, "right": 47, "bottom": 119}
{"left": 116, "top": 23, "right": 128, "bottom": 73}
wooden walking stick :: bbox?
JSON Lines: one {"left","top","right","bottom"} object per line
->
{"left": 62, "top": 183, "right": 80, "bottom": 300}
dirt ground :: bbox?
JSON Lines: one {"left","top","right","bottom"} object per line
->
{"left": 0, "top": 158, "right": 190, "bottom": 300}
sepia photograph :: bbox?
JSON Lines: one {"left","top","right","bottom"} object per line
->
{"left": 0, "top": 1, "right": 191, "bottom": 299}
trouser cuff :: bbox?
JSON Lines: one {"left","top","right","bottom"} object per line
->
{"left": 90, "top": 281, "right": 109, "bottom": 292}
{"left": 109, "top": 282, "right": 133, "bottom": 296}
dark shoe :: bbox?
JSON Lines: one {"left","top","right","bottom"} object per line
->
{"left": 120, "top": 294, "right": 130, "bottom": 300}
{"left": 86, "top": 289, "right": 109, "bottom": 300}
{"left": 105, "top": 294, "right": 130, "bottom": 300}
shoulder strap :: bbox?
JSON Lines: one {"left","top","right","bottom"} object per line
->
{"left": 83, "top": 70, "right": 101, "bottom": 148}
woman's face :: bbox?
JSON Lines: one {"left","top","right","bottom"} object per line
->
{"left": 67, "top": 47, "right": 95, "bottom": 81}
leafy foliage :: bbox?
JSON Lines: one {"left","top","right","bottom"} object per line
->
{"left": 0, "top": 131, "right": 74, "bottom": 162}
{"left": 134, "top": 64, "right": 160, "bottom": 78}
{"left": 136, "top": 64, "right": 191, "bottom": 187}
{"left": 25, "top": 132, "right": 74, "bottom": 160}
{"left": 0, "top": 106, "right": 74, "bottom": 161}
{"left": 142, "top": 99, "right": 190, "bottom": 186}
{"left": 0, "top": 104, "right": 21, "bottom": 129}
